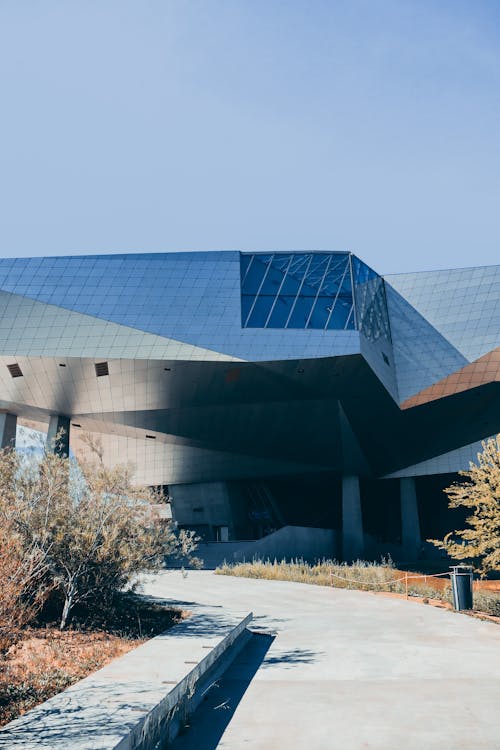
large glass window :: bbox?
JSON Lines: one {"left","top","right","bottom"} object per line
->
{"left": 240, "top": 252, "right": 355, "bottom": 330}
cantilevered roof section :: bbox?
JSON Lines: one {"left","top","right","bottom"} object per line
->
{"left": 0, "top": 251, "right": 363, "bottom": 362}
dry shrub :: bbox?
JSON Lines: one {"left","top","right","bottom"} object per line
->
{"left": 0, "top": 525, "right": 48, "bottom": 652}
{"left": 430, "top": 434, "right": 500, "bottom": 576}
{"left": 0, "top": 438, "right": 200, "bottom": 630}
{"left": 473, "top": 590, "right": 500, "bottom": 617}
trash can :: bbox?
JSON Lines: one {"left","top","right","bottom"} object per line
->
{"left": 450, "top": 566, "right": 473, "bottom": 611}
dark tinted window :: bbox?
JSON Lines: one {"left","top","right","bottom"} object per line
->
{"left": 240, "top": 252, "right": 355, "bottom": 330}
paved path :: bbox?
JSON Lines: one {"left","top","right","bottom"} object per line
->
{"left": 141, "top": 571, "right": 500, "bottom": 750}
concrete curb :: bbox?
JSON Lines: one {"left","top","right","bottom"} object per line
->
{"left": 0, "top": 608, "right": 253, "bottom": 750}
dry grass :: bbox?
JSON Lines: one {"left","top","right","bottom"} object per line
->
{"left": 217, "top": 558, "right": 407, "bottom": 592}
{"left": 472, "top": 590, "right": 500, "bottom": 617}
{"left": 0, "top": 597, "right": 185, "bottom": 727}
{"left": 216, "top": 559, "right": 500, "bottom": 617}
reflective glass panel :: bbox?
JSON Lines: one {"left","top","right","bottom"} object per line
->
{"left": 267, "top": 295, "right": 294, "bottom": 327}
{"left": 351, "top": 256, "right": 392, "bottom": 341}
{"left": 307, "top": 296, "right": 331, "bottom": 329}
{"left": 326, "top": 297, "right": 354, "bottom": 330}
{"left": 242, "top": 254, "right": 272, "bottom": 294}
{"left": 287, "top": 295, "right": 316, "bottom": 328}
{"left": 246, "top": 294, "right": 275, "bottom": 327}
{"left": 240, "top": 252, "right": 355, "bottom": 329}
{"left": 241, "top": 294, "right": 254, "bottom": 325}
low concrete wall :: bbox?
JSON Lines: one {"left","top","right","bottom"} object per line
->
{"left": 199, "top": 525, "right": 338, "bottom": 568}
{"left": 236, "top": 525, "right": 337, "bottom": 563}
{"left": 0, "top": 606, "right": 252, "bottom": 750}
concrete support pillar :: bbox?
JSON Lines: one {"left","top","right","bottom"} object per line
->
{"left": 400, "top": 477, "right": 421, "bottom": 559}
{"left": 342, "top": 475, "right": 364, "bottom": 561}
{"left": 0, "top": 413, "right": 17, "bottom": 449}
{"left": 47, "top": 415, "right": 70, "bottom": 457}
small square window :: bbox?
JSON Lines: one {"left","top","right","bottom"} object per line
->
{"left": 95, "top": 362, "right": 109, "bottom": 377}
{"left": 7, "top": 363, "right": 23, "bottom": 378}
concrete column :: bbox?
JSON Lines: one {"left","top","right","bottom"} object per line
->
{"left": 0, "top": 413, "right": 17, "bottom": 449}
{"left": 47, "top": 415, "right": 70, "bottom": 457}
{"left": 342, "top": 475, "right": 364, "bottom": 561}
{"left": 400, "top": 477, "right": 421, "bottom": 559}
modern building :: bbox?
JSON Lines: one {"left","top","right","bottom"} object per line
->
{"left": 0, "top": 251, "right": 498, "bottom": 562}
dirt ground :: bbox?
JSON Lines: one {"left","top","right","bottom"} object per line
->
{"left": 0, "top": 603, "right": 186, "bottom": 727}
{"left": 0, "top": 628, "right": 139, "bottom": 726}
{"left": 396, "top": 571, "right": 500, "bottom": 594}
{"left": 474, "top": 579, "right": 500, "bottom": 593}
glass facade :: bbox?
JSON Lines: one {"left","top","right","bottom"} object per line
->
{"left": 0, "top": 249, "right": 497, "bottom": 488}
{"left": 240, "top": 252, "right": 392, "bottom": 341}
{"left": 351, "top": 256, "right": 392, "bottom": 343}
{"left": 240, "top": 252, "right": 355, "bottom": 330}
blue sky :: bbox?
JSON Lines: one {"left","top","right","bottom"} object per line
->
{"left": 0, "top": 1, "right": 498, "bottom": 273}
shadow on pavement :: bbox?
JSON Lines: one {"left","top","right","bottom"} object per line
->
{"left": 261, "top": 647, "right": 320, "bottom": 667}
{"left": 169, "top": 632, "right": 275, "bottom": 750}
{"left": 139, "top": 596, "right": 241, "bottom": 639}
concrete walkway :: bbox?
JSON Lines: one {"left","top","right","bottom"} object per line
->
{"left": 141, "top": 570, "right": 500, "bottom": 750}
